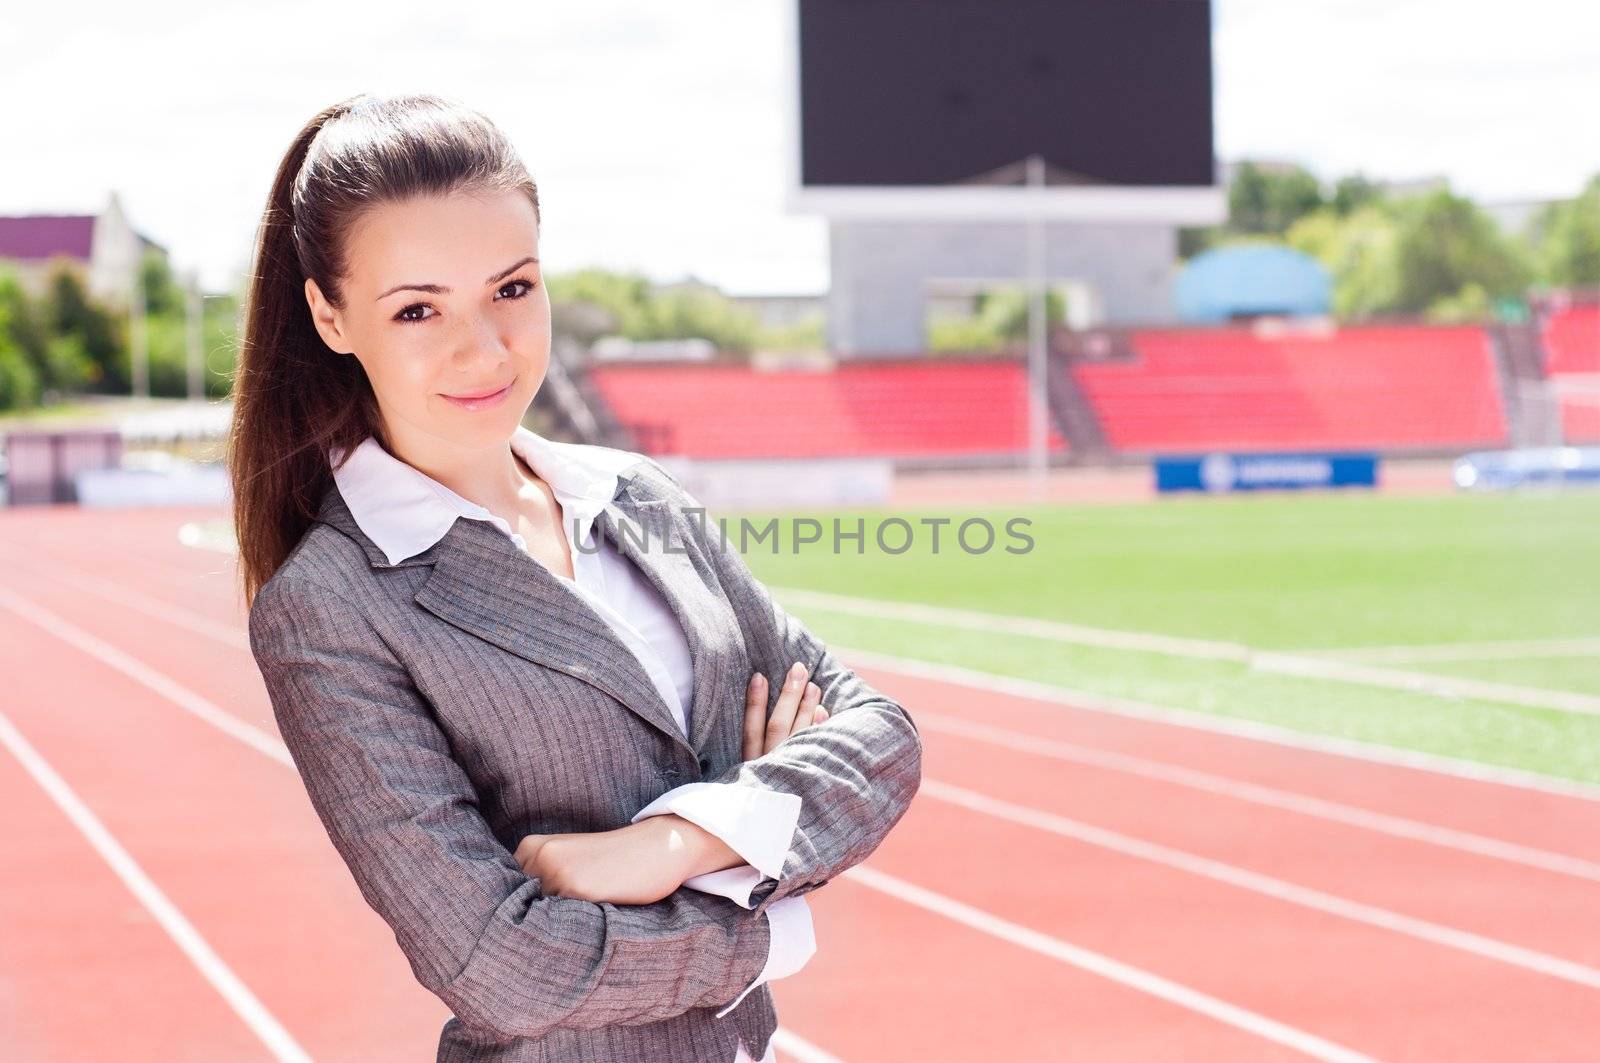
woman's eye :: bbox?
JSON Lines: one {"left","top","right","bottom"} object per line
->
{"left": 497, "top": 278, "right": 538, "bottom": 300}
{"left": 393, "top": 279, "right": 537, "bottom": 324}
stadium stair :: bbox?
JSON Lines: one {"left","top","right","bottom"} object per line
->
{"left": 1487, "top": 322, "right": 1562, "bottom": 447}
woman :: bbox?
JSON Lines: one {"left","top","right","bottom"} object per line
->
{"left": 229, "top": 92, "right": 923, "bottom": 1063}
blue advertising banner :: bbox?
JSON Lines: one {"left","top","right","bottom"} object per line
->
{"left": 1155, "top": 452, "right": 1380, "bottom": 494}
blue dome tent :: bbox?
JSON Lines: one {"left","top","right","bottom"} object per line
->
{"left": 1175, "top": 244, "right": 1331, "bottom": 324}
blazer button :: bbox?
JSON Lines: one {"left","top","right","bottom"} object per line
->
{"left": 698, "top": 757, "right": 711, "bottom": 774}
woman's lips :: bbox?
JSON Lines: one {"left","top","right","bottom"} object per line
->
{"left": 441, "top": 379, "right": 514, "bottom": 410}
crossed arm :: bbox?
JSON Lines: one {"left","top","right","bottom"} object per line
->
{"left": 250, "top": 575, "right": 780, "bottom": 1039}
{"left": 637, "top": 456, "right": 926, "bottom": 919}
{"left": 249, "top": 520, "right": 921, "bottom": 1041}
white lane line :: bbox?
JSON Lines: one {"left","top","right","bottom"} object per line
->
{"left": 27, "top": 558, "right": 1600, "bottom": 884}
{"left": 156, "top": 525, "right": 1600, "bottom": 797}
{"left": 914, "top": 712, "right": 1600, "bottom": 883}
{"left": 840, "top": 865, "right": 1379, "bottom": 1063}
{"left": 0, "top": 588, "right": 289, "bottom": 766}
{"left": 772, "top": 587, "right": 1600, "bottom": 718}
{"left": 18, "top": 550, "right": 1600, "bottom": 811}
{"left": 42, "top": 541, "right": 1598, "bottom": 1047}
{"left": 0, "top": 704, "right": 312, "bottom": 1062}
{"left": 5, "top": 579, "right": 1373, "bottom": 1061}
{"left": 0, "top": 530, "right": 226, "bottom": 585}
{"left": 0, "top": 582, "right": 857, "bottom": 1061}
{"left": 1289, "top": 636, "right": 1600, "bottom": 665}
{"left": 1247, "top": 650, "right": 1600, "bottom": 717}
{"left": 772, "top": 586, "right": 1258, "bottom": 662}
{"left": 920, "top": 778, "right": 1600, "bottom": 993}
{"left": 20, "top": 562, "right": 250, "bottom": 649}
{"left": 769, "top": 1027, "right": 847, "bottom": 1063}
{"left": 831, "top": 645, "right": 1600, "bottom": 804}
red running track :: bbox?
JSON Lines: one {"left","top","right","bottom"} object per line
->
{"left": 1, "top": 504, "right": 1598, "bottom": 1061}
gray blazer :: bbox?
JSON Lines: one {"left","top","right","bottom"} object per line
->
{"left": 247, "top": 452, "right": 924, "bottom": 1062}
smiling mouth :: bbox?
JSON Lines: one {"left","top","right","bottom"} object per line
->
{"left": 443, "top": 381, "right": 512, "bottom": 400}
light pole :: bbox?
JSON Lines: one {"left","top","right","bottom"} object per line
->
{"left": 1025, "top": 153, "right": 1049, "bottom": 499}
{"left": 130, "top": 253, "right": 149, "bottom": 401}
{"left": 185, "top": 269, "right": 204, "bottom": 401}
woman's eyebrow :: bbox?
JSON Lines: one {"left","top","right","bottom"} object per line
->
{"left": 375, "top": 255, "right": 539, "bottom": 301}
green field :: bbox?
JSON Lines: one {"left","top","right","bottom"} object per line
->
{"left": 728, "top": 489, "right": 1600, "bottom": 786}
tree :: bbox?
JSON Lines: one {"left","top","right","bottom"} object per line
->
{"left": 545, "top": 268, "right": 763, "bottom": 353}
{"left": 1286, "top": 203, "right": 1403, "bottom": 320}
{"left": 1529, "top": 173, "right": 1600, "bottom": 287}
{"left": 926, "top": 286, "right": 1066, "bottom": 353}
{"left": 633, "top": 287, "right": 761, "bottom": 351}
{"left": 974, "top": 286, "right": 1066, "bottom": 342}
{"left": 41, "top": 333, "right": 95, "bottom": 397}
{"left": 0, "top": 295, "right": 41, "bottom": 410}
{"left": 137, "top": 248, "right": 187, "bottom": 316}
{"left": 1177, "top": 223, "right": 1226, "bottom": 261}
{"left": 1425, "top": 282, "right": 1493, "bottom": 324}
{"left": 1332, "top": 174, "right": 1381, "bottom": 216}
{"left": 45, "top": 266, "right": 125, "bottom": 391}
{"left": 546, "top": 269, "right": 653, "bottom": 337}
{"left": 134, "top": 288, "right": 241, "bottom": 399}
{"left": 1391, "top": 189, "right": 1533, "bottom": 314}
{"left": 1229, "top": 161, "right": 1326, "bottom": 235}
{"left": 928, "top": 314, "right": 1003, "bottom": 353}
{"left": 0, "top": 272, "right": 48, "bottom": 375}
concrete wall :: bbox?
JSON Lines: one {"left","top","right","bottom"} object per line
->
{"left": 826, "top": 218, "right": 1179, "bottom": 354}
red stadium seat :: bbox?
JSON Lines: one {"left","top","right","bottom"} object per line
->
{"left": 588, "top": 361, "right": 1068, "bottom": 460}
{"left": 1541, "top": 305, "right": 1600, "bottom": 442}
{"left": 1069, "top": 324, "right": 1510, "bottom": 452}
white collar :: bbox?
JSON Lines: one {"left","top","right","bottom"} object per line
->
{"left": 328, "top": 424, "right": 643, "bottom": 565}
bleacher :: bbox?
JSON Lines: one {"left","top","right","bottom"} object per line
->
{"left": 587, "top": 360, "right": 1068, "bottom": 460}
{"left": 1541, "top": 304, "right": 1600, "bottom": 442}
{"left": 1065, "top": 324, "right": 1510, "bottom": 453}
{"left": 573, "top": 317, "right": 1598, "bottom": 463}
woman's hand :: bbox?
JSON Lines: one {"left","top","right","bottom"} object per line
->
{"left": 743, "top": 661, "right": 829, "bottom": 761}
{"left": 515, "top": 661, "right": 831, "bottom": 903}
{"left": 515, "top": 815, "right": 716, "bottom": 905}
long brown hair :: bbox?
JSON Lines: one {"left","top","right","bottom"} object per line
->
{"left": 228, "top": 93, "right": 541, "bottom": 608}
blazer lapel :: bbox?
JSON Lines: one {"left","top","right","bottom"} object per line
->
{"left": 313, "top": 483, "right": 688, "bottom": 760}
{"left": 599, "top": 475, "right": 741, "bottom": 761}
{"left": 316, "top": 471, "right": 737, "bottom": 764}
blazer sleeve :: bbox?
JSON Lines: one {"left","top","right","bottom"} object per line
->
{"left": 639, "top": 457, "right": 925, "bottom": 919}
{"left": 247, "top": 571, "right": 772, "bottom": 1042}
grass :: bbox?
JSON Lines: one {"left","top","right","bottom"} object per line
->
{"left": 724, "top": 488, "right": 1600, "bottom": 785}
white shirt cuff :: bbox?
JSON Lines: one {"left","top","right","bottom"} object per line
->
{"left": 682, "top": 863, "right": 767, "bottom": 908}
{"left": 714, "top": 893, "right": 816, "bottom": 1019}
{"left": 630, "top": 781, "right": 801, "bottom": 882}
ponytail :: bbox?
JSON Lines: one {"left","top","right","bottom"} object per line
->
{"left": 227, "top": 93, "right": 540, "bottom": 607}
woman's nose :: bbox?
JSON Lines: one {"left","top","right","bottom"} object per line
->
{"left": 449, "top": 313, "right": 511, "bottom": 366}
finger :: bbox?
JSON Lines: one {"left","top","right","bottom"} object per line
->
{"left": 742, "top": 673, "right": 767, "bottom": 760}
{"left": 793, "top": 681, "right": 822, "bottom": 736}
{"left": 765, "top": 660, "right": 809, "bottom": 753}
{"left": 515, "top": 834, "right": 544, "bottom": 867}
{"left": 798, "top": 700, "right": 829, "bottom": 734}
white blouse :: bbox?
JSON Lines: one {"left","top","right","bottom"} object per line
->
{"left": 329, "top": 425, "right": 814, "bottom": 1063}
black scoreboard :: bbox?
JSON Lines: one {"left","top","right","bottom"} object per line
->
{"left": 796, "top": 0, "right": 1215, "bottom": 189}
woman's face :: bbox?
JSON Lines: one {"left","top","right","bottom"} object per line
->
{"left": 304, "top": 188, "right": 549, "bottom": 462}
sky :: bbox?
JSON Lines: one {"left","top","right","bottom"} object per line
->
{"left": 4, "top": 0, "right": 1596, "bottom": 297}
